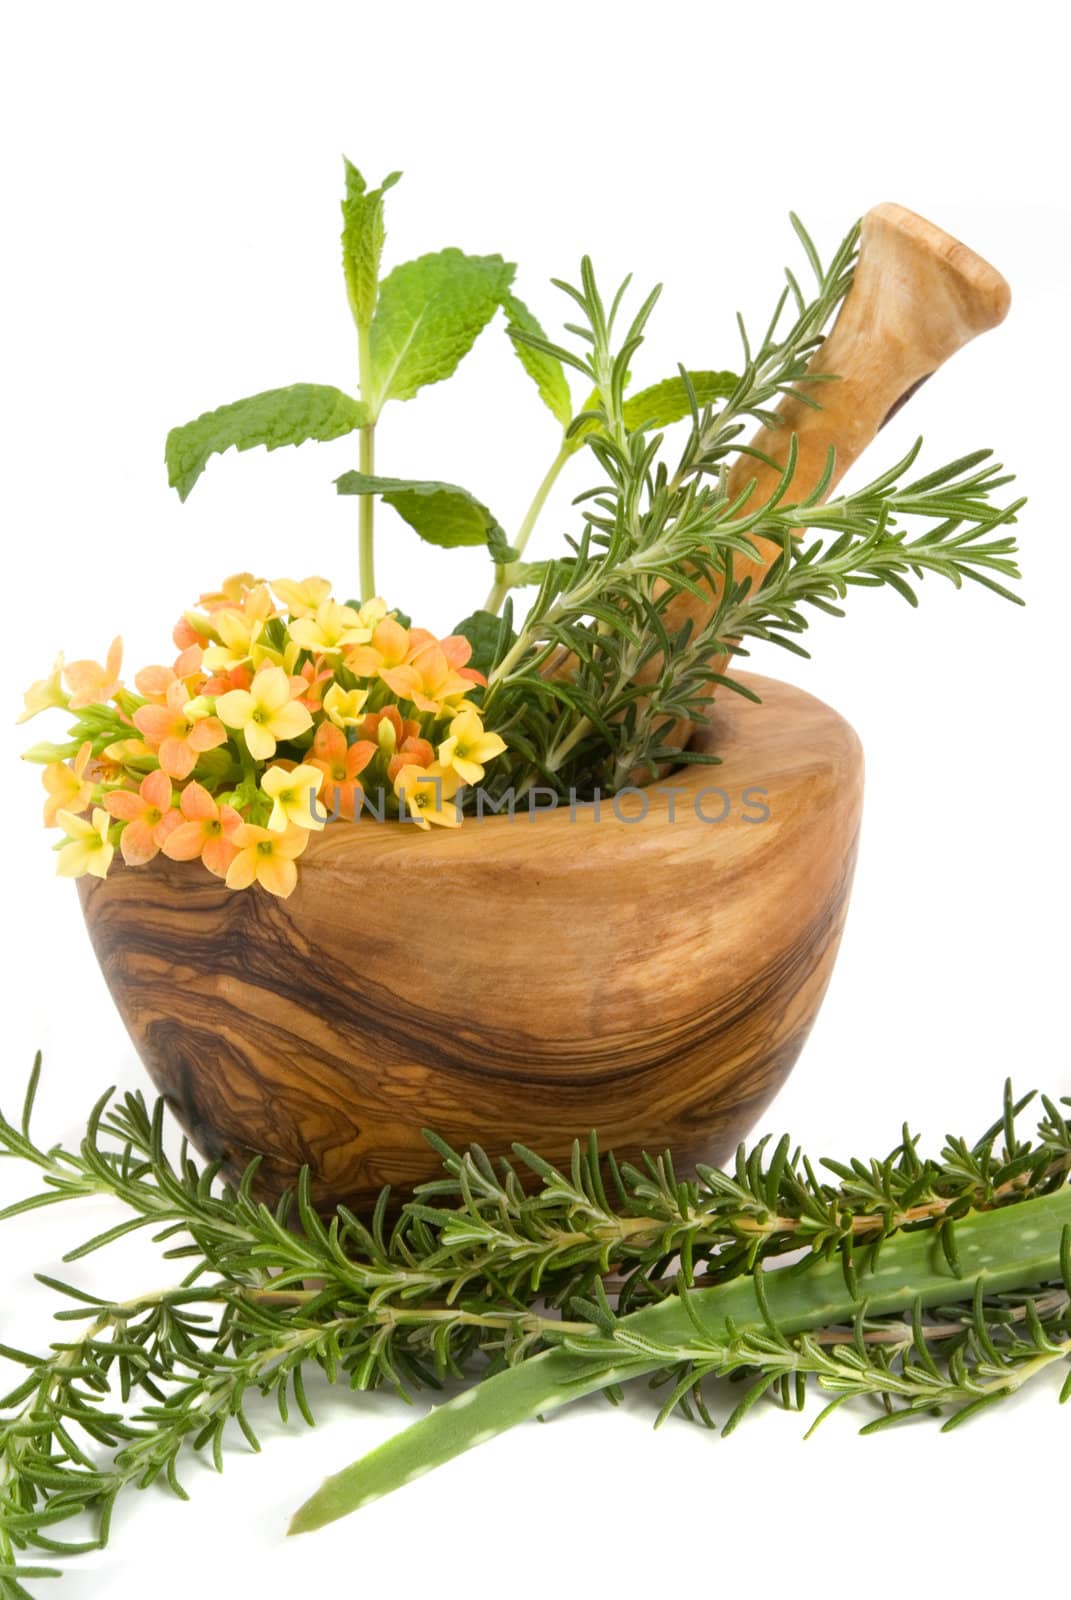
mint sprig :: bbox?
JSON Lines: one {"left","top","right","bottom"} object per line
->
{"left": 166, "top": 162, "right": 517, "bottom": 599}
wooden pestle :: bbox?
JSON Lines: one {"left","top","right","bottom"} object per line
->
{"left": 626, "top": 202, "right": 1012, "bottom": 763}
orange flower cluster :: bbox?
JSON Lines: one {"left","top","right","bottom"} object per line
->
{"left": 21, "top": 576, "right": 507, "bottom": 898}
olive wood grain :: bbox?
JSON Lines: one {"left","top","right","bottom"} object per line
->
{"left": 78, "top": 675, "right": 863, "bottom": 1212}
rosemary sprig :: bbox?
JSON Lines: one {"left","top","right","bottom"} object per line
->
{"left": 1, "top": 1066, "right": 1068, "bottom": 1587}
{"left": 290, "top": 1191, "right": 1071, "bottom": 1532}
{"left": 479, "top": 226, "right": 1024, "bottom": 798}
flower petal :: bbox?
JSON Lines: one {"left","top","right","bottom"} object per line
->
{"left": 257, "top": 856, "right": 299, "bottom": 898}
{"left": 119, "top": 819, "right": 158, "bottom": 866}
{"left": 161, "top": 820, "right": 209, "bottom": 861}
{"left": 179, "top": 781, "right": 217, "bottom": 822}
{"left": 243, "top": 722, "right": 277, "bottom": 762}
{"left": 225, "top": 850, "right": 257, "bottom": 891}
{"left": 268, "top": 700, "right": 313, "bottom": 743}
{"left": 141, "top": 770, "right": 172, "bottom": 811}
{"left": 215, "top": 689, "right": 254, "bottom": 728}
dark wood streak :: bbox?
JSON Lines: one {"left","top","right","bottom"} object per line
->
{"left": 77, "top": 675, "right": 864, "bottom": 1211}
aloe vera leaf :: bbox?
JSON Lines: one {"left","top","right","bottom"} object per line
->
{"left": 289, "top": 1185, "right": 1071, "bottom": 1534}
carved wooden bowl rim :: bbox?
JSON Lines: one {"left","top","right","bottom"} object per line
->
{"left": 278, "top": 671, "right": 854, "bottom": 880}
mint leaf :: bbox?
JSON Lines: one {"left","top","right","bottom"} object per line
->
{"left": 336, "top": 472, "right": 502, "bottom": 550}
{"left": 503, "top": 293, "right": 572, "bottom": 429}
{"left": 487, "top": 524, "right": 520, "bottom": 565}
{"left": 369, "top": 250, "right": 515, "bottom": 412}
{"left": 166, "top": 384, "right": 367, "bottom": 500}
{"left": 341, "top": 159, "right": 402, "bottom": 330}
{"left": 622, "top": 370, "right": 738, "bottom": 430}
{"left": 564, "top": 370, "right": 739, "bottom": 456}
{"left": 453, "top": 609, "right": 517, "bottom": 678}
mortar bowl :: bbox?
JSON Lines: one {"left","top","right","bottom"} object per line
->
{"left": 77, "top": 673, "right": 863, "bottom": 1211}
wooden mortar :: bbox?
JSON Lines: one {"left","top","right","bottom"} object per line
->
{"left": 78, "top": 674, "right": 862, "bottom": 1211}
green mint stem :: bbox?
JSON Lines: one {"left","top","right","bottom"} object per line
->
{"left": 288, "top": 1186, "right": 1071, "bottom": 1535}
{"left": 484, "top": 441, "right": 570, "bottom": 615}
{"left": 358, "top": 322, "right": 376, "bottom": 601}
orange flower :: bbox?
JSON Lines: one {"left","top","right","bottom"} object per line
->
{"left": 361, "top": 706, "right": 421, "bottom": 754}
{"left": 160, "top": 781, "right": 242, "bottom": 877}
{"left": 344, "top": 617, "right": 411, "bottom": 679}
{"left": 134, "top": 665, "right": 179, "bottom": 704}
{"left": 42, "top": 741, "right": 93, "bottom": 827}
{"left": 225, "top": 822, "right": 309, "bottom": 898}
{"left": 292, "top": 657, "right": 333, "bottom": 713}
{"left": 104, "top": 770, "right": 180, "bottom": 865}
{"left": 441, "top": 633, "right": 487, "bottom": 688}
{"left": 306, "top": 723, "right": 376, "bottom": 820}
{"left": 387, "top": 736, "right": 435, "bottom": 784}
{"left": 380, "top": 636, "right": 472, "bottom": 714}
{"left": 200, "top": 662, "right": 252, "bottom": 698}
{"left": 133, "top": 681, "right": 228, "bottom": 779}
{"left": 65, "top": 637, "right": 123, "bottom": 710}
{"left": 172, "top": 642, "right": 206, "bottom": 679}
{"left": 173, "top": 616, "right": 202, "bottom": 651}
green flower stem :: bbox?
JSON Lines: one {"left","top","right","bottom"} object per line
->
{"left": 358, "top": 323, "right": 376, "bottom": 602}
{"left": 288, "top": 1186, "right": 1071, "bottom": 1534}
{"left": 484, "top": 441, "right": 571, "bottom": 615}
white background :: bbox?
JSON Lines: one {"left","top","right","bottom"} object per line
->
{"left": 2, "top": 2, "right": 1068, "bottom": 1594}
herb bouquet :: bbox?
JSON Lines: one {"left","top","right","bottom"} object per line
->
{"left": 16, "top": 165, "right": 1025, "bottom": 1205}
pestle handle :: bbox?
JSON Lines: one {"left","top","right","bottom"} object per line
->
{"left": 632, "top": 202, "right": 1012, "bottom": 753}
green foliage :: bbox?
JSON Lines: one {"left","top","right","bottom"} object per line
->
{"left": 503, "top": 293, "right": 572, "bottom": 428}
{"left": 478, "top": 229, "right": 1025, "bottom": 799}
{"left": 1, "top": 1065, "right": 1068, "bottom": 1583}
{"left": 292, "top": 1190, "right": 1071, "bottom": 1531}
{"left": 340, "top": 160, "right": 401, "bottom": 330}
{"left": 558, "top": 369, "right": 741, "bottom": 456}
{"left": 367, "top": 249, "right": 515, "bottom": 413}
{"left": 622, "top": 369, "right": 739, "bottom": 431}
{"left": 165, "top": 384, "right": 368, "bottom": 500}
{"left": 336, "top": 472, "right": 503, "bottom": 550}
{"left": 162, "top": 170, "right": 1026, "bottom": 803}
{"left": 452, "top": 609, "right": 518, "bottom": 679}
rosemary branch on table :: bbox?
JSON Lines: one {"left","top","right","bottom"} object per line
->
{"left": 1, "top": 1065, "right": 1068, "bottom": 1590}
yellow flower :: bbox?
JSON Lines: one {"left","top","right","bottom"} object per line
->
{"left": 19, "top": 654, "right": 68, "bottom": 722}
{"left": 55, "top": 806, "right": 114, "bottom": 880}
{"left": 99, "top": 737, "right": 155, "bottom": 780}
{"left": 215, "top": 666, "right": 313, "bottom": 761}
{"left": 322, "top": 683, "right": 369, "bottom": 729}
{"left": 42, "top": 742, "right": 94, "bottom": 827}
{"left": 201, "top": 606, "right": 267, "bottom": 672}
{"left": 250, "top": 634, "right": 302, "bottom": 673}
{"left": 225, "top": 822, "right": 309, "bottom": 898}
{"left": 198, "top": 573, "right": 259, "bottom": 611}
{"left": 261, "top": 763, "right": 326, "bottom": 833}
{"left": 288, "top": 599, "right": 374, "bottom": 656}
{"left": 356, "top": 596, "right": 388, "bottom": 630}
{"left": 271, "top": 576, "right": 333, "bottom": 618}
{"left": 393, "top": 761, "right": 463, "bottom": 831}
{"left": 437, "top": 710, "right": 507, "bottom": 785}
